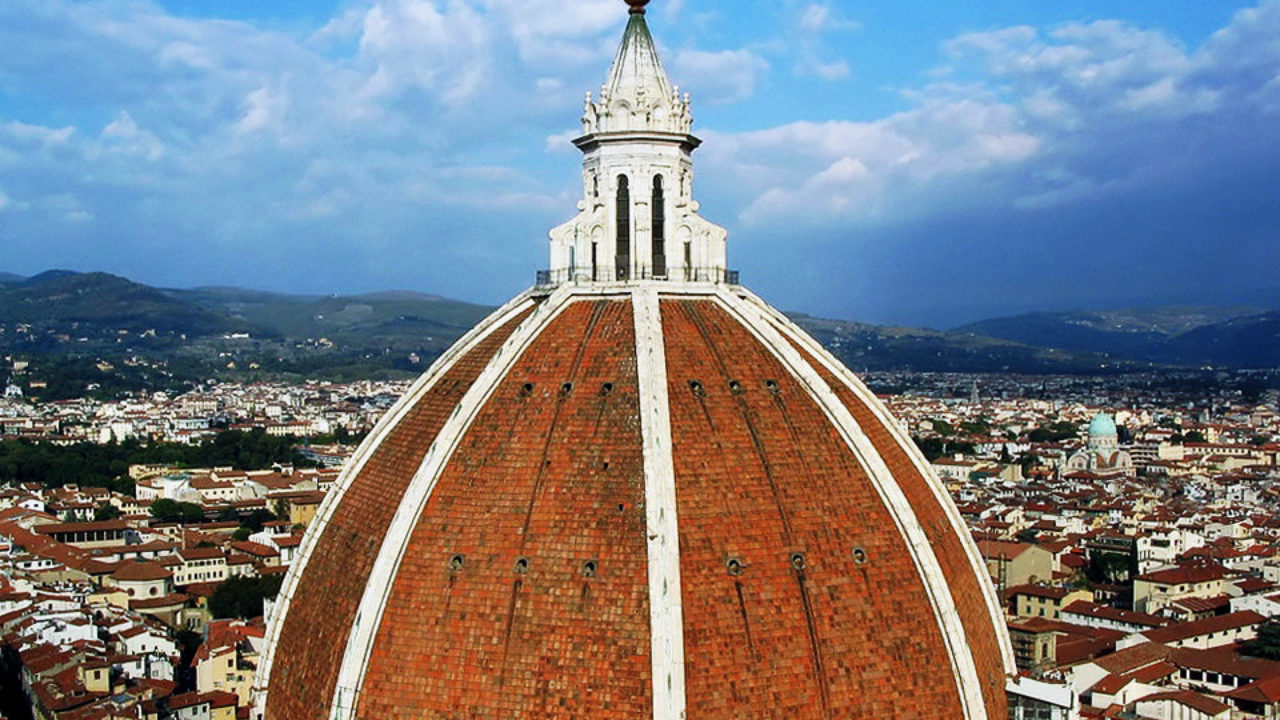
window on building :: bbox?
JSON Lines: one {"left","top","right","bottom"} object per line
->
{"left": 651, "top": 175, "right": 665, "bottom": 276}
{"left": 615, "top": 175, "right": 630, "bottom": 280}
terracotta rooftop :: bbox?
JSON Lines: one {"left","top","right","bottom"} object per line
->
{"left": 1139, "top": 689, "right": 1230, "bottom": 715}
{"left": 1138, "top": 563, "right": 1227, "bottom": 585}
{"left": 111, "top": 560, "right": 172, "bottom": 583}
{"left": 1140, "top": 610, "right": 1265, "bottom": 644}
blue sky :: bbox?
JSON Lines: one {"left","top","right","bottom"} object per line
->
{"left": 1, "top": 0, "right": 1277, "bottom": 327}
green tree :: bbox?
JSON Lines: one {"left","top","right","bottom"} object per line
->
{"left": 150, "top": 499, "right": 205, "bottom": 524}
{"left": 1026, "top": 421, "right": 1079, "bottom": 443}
{"left": 94, "top": 503, "right": 121, "bottom": 521}
{"left": 209, "top": 575, "right": 285, "bottom": 619}
{"left": 1086, "top": 551, "right": 1133, "bottom": 584}
{"left": 1243, "top": 620, "right": 1280, "bottom": 660}
{"left": 240, "top": 509, "right": 277, "bottom": 532}
{"left": 932, "top": 420, "right": 956, "bottom": 436}
{"left": 914, "top": 437, "right": 945, "bottom": 461}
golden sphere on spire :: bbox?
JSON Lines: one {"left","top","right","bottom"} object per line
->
{"left": 626, "top": 0, "right": 649, "bottom": 14}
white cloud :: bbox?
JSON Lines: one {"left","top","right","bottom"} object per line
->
{"left": 791, "top": 3, "right": 859, "bottom": 81}
{"left": 795, "top": 55, "right": 850, "bottom": 80}
{"left": 798, "top": 4, "right": 860, "bottom": 34}
{"left": 236, "top": 86, "right": 289, "bottom": 135}
{"left": 101, "top": 111, "right": 164, "bottom": 160}
{"left": 356, "top": 0, "right": 492, "bottom": 106}
{"left": 724, "top": 3, "right": 1280, "bottom": 232}
{"left": 3, "top": 121, "right": 75, "bottom": 146}
{"left": 544, "top": 128, "right": 580, "bottom": 152}
{"left": 728, "top": 96, "right": 1040, "bottom": 226}
{"left": 673, "top": 48, "right": 769, "bottom": 104}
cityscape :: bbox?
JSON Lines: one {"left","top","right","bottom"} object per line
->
{"left": 3, "top": 362, "right": 1278, "bottom": 718}
{"left": 2, "top": 0, "right": 1279, "bottom": 718}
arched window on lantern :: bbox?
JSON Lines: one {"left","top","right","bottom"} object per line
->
{"left": 652, "top": 175, "right": 666, "bottom": 277}
{"left": 615, "top": 175, "right": 630, "bottom": 280}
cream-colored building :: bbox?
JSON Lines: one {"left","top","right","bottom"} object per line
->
{"left": 173, "top": 547, "right": 228, "bottom": 586}
{"left": 980, "top": 540, "right": 1054, "bottom": 589}
{"left": 1008, "top": 585, "right": 1093, "bottom": 620}
{"left": 1133, "top": 563, "right": 1227, "bottom": 614}
{"left": 197, "top": 644, "right": 255, "bottom": 705}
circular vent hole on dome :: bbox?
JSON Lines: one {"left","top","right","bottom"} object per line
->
{"left": 519, "top": 382, "right": 535, "bottom": 397}
{"left": 852, "top": 546, "right": 869, "bottom": 565}
{"left": 582, "top": 560, "right": 598, "bottom": 577}
{"left": 726, "top": 557, "right": 745, "bottom": 576}
{"left": 728, "top": 380, "right": 744, "bottom": 394}
{"left": 789, "top": 552, "right": 806, "bottom": 571}
{"left": 560, "top": 382, "right": 574, "bottom": 396}
{"left": 514, "top": 557, "right": 530, "bottom": 574}
{"left": 688, "top": 380, "right": 705, "bottom": 397}
{"left": 599, "top": 382, "right": 615, "bottom": 396}
{"left": 448, "top": 554, "right": 465, "bottom": 572}
{"left": 764, "top": 379, "right": 780, "bottom": 395}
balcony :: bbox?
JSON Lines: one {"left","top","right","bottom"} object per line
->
{"left": 535, "top": 266, "right": 740, "bottom": 288}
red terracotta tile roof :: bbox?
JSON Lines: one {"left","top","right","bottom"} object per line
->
{"left": 1137, "top": 563, "right": 1227, "bottom": 584}
{"left": 1139, "top": 689, "right": 1230, "bottom": 715}
{"left": 111, "top": 560, "right": 172, "bottom": 582}
{"left": 1141, "top": 610, "right": 1265, "bottom": 644}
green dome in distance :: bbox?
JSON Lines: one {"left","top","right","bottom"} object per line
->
{"left": 1089, "top": 412, "right": 1118, "bottom": 437}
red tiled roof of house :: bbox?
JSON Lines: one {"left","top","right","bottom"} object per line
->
{"left": 1138, "top": 563, "right": 1227, "bottom": 585}
{"left": 1007, "top": 584, "right": 1076, "bottom": 600}
{"left": 178, "top": 547, "right": 225, "bottom": 561}
{"left": 230, "top": 540, "right": 278, "bottom": 557}
{"left": 1168, "top": 646, "right": 1280, "bottom": 679}
{"left": 1062, "top": 601, "right": 1171, "bottom": 628}
{"left": 129, "top": 593, "right": 188, "bottom": 611}
{"left": 1169, "top": 594, "right": 1232, "bottom": 614}
{"left": 1139, "top": 689, "right": 1230, "bottom": 715}
{"left": 1092, "top": 642, "right": 1173, "bottom": 675}
{"left": 1140, "top": 610, "right": 1265, "bottom": 645}
{"left": 977, "top": 539, "right": 1035, "bottom": 559}
{"left": 1227, "top": 673, "right": 1280, "bottom": 704}
{"left": 111, "top": 560, "right": 171, "bottom": 582}
{"left": 34, "top": 519, "right": 131, "bottom": 535}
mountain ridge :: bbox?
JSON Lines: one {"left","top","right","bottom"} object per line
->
{"left": 955, "top": 305, "right": 1279, "bottom": 368}
{"left": 1, "top": 269, "right": 1273, "bottom": 374}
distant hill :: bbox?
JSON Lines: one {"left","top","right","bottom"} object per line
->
{"left": 0, "top": 269, "right": 1270, "bottom": 375}
{"left": 1161, "top": 311, "right": 1280, "bottom": 368}
{"left": 791, "top": 315, "right": 1127, "bottom": 374}
{"left": 0, "top": 271, "right": 249, "bottom": 336}
{"left": 954, "top": 306, "right": 1278, "bottom": 368}
{"left": 166, "top": 286, "right": 492, "bottom": 346}
{"left": 0, "top": 272, "right": 25, "bottom": 285}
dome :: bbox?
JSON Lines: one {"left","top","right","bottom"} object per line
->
{"left": 254, "top": 288, "right": 1013, "bottom": 719}
{"left": 1089, "top": 412, "right": 1118, "bottom": 437}
{"left": 253, "top": 5, "right": 1013, "bottom": 718}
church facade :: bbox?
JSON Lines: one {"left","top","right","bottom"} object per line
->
{"left": 1065, "top": 412, "right": 1134, "bottom": 477}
